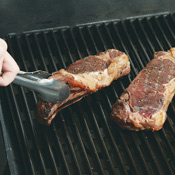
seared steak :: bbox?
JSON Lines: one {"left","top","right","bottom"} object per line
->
{"left": 37, "top": 49, "right": 130, "bottom": 125}
{"left": 111, "top": 48, "right": 175, "bottom": 131}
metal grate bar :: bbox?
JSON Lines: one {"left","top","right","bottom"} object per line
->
{"left": 6, "top": 36, "right": 37, "bottom": 175}
{"left": 104, "top": 21, "right": 151, "bottom": 174}
{"left": 121, "top": 17, "right": 175, "bottom": 175}
{"left": 59, "top": 114, "right": 82, "bottom": 174}
{"left": 15, "top": 35, "right": 50, "bottom": 174}
{"left": 26, "top": 33, "right": 62, "bottom": 174}
{"left": 77, "top": 104, "right": 106, "bottom": 174}
{"left": 136, "top": 19, "right": 155, "bottom": 53}
{"left": 77, "top": 27, "right": 95, "bottom": 56}
{"left": 71, "top": 26, "right": 127, "bottom": 174}
{"left": 33, "top": 33, "right": 49, "bottom": 71}
{"left": 77, "top": 26, "right": 95, "bottom": 55}
{"left": 137, "top": 15, "right": 175, "bottom": 155}
{"left": 20, "top": 33, "right": 65, "bottom": 174}
{"left": 112, "top": 22, "right": 138, "bottom": 77}
{"left": 24, "top": 34, "right": 40, "bottom": 102}
{"left": 144, "top": 18, "right": 164, "bottom": 51}
{"left": 135, "top": 18, "right": 175, "bottom": 141}
{"left": 89, "top": 24, "right": 140, "bottom": 174}
{"left": 51, "top": 31, "right": 67, "bottom": 69}
{"left": 153, "top": 17, "right": 172, "bottom": 48}
{"left": 163, "top": 14, "right": 175, "bottom": 134}
{"left": 95, "top": 94, "right": 128, "bottom": 175}
{"left": 105, "top": 22, "right": 148, "bottom": 174}
{"left": 69, "top": 28, "right": 83, "bottom": 59}
{"left": 45, "top": 30, "right": 82, "bottom": 174}
{"left": 54, "top": 28, "right": 105, "bottom": 174}
{"left": 111, "top": 77, "right": 152, "bottom": 175}
{"left": 130, "top": 133, "right": 151, "bottom": 174}
{"left": 94, "top": 24, "right": 144, "bottom": 174}
{"left": 43, "top": 129, "right": 60, "bottom": 175}
{"left": 128, "top": 20, "right": 151, "bottom": 63}
{"left": 51, "top": 31, "right": 79, "bottom": 175}
{"left": 130, "top": 18, "right": 175, "bottom": 158}
{"left": 69, "top": 28, "right": 104, "bottom": 174}
{"left": 52, "top": 122, "right": 72, "bottom": 175}
{"left": 24, "top": 34, "right": 38, "bottom": 70}
{"left": 86, "top": 98, "right": 115, "bottom": 173}
{"left": 68, "top": 107, "right": 94, "bottom": 175}
{"left": 97, "top": 23, "right": 145, "bottom": 175}
{"left": 123, "top": 17, "right": 173, "bottom": 174}
{"left": 153, "top": 17, "right": 175, "bottom": 156}
{"left": 168, "top": 14, "right": 175, "bottom": 39}
{"left": 61, "top": 30, "right": 75, "bottom": 63}
{"left": 161, "top": 15, "right": 175, "bottom": 44}
{"left": 148, "top": 17, "right": 175, "bottom": 170}
{"left": 118, "top": 19, "right": 164, "bottom": 175}
{"left": 4, "top": 86, "right": 35, "bottom": 174}
{"left": 43, "top": 32, "right": 58, "bottom": 71}
{"left": 85, "top": 25, "right": 117, "bottom": 171}
{"left": 86, "top": 26, "right": 99, "bottom": 53}
{"left": 74, "top": 26, "right": 110, "bottom": 174}
{"left": 60, "top": 29, "right": 104, "bottom": 174}
{"left": 135, "top": 17, "right": 175, "bottom": 173}
{"left": 94, "top": 25, "right": 108, "bottom": 50}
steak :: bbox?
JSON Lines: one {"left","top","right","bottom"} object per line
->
{"left": 37, "top": 49, "right": 130, "bottom": 125}
{"left": 111, "top": 48, "right": 175, "bottom": 131}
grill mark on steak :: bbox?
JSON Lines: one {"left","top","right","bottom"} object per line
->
{"left": 111, "top": 48, "right": 175, "bottom": 131}
{"left": 37, "top": 49, "right": 130, "bottom": 125}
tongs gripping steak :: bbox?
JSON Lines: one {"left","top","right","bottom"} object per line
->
{"left": 37, "top": 49, "right": 130, "bottom": 125}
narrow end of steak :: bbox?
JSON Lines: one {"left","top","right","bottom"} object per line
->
{"left": 111, "top": 92, "right": 139, "bottom": 131}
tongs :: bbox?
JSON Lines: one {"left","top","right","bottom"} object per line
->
{"left": 13, "top": 70, "right": 70, "bottom": 103}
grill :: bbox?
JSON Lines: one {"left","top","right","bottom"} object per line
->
{"left": 1, "top": 13, "right": 175, "bottom": 175}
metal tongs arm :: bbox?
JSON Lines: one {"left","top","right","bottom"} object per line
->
{"left": 13, "top": 70, "right": 70, "bottom": 103}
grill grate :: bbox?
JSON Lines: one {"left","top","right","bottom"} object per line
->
{"left": 1, "top": 13, "right": 175, "bottom": 175}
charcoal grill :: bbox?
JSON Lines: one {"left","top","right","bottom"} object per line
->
{"left": 1, "top": 13, "right": 175, "bottom": 175}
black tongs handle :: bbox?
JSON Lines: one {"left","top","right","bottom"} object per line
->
{"left": 13, "top": 71, "right": 70, "bottom": 103}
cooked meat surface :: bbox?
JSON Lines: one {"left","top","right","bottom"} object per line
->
{"left": 111, "top": 48, "right": 175, "bottom": 131}
{"left": 37, "top": 49, "right": 130, "bottom": 125}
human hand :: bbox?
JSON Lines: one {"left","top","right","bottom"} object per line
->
{"left": 0, "top": 38, "right": 19, "bottom": 86}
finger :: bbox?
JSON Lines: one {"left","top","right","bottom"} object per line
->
{"left": 0, "top": 39, "right": 7, "bottom": 73}
{"left": 0, "top": 52, "right": 19, "bottom": 86}
{"left": 0, "top": 56, "right": 3, "bottom": 73}
{"left": 2, "top": 52, "right": 19, "bottom": 73}
{"left": 0, "top": 71, "right": 17, "bottom": 86}
{"left": 0, "top": 39, "right": 7, "bottom": 58}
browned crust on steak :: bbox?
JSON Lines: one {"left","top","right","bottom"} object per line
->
{"left": 66, "top": 56, "right": 110, "bottom": 74}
